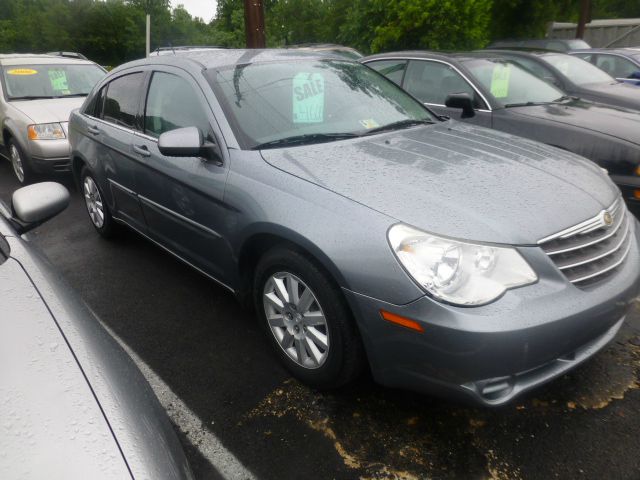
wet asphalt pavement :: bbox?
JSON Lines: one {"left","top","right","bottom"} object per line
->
{"left": 1, "top": 162, "right": 639, "bottom": 480}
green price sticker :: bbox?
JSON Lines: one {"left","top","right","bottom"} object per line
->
{"left": 292, "top": 72, "right": 324, "bottom": 123}
{"left": 490, "top": 64, "right": 511, "bottom": 98}
{"left": 48, "top": 69, "right": 69, "bottom": 92}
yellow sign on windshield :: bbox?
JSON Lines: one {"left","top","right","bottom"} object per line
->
{"left": 490, "top": 64, "right": 511, "bottom": 98}
{"left": 7, "top": 68, "right": 38, "bottom": 76}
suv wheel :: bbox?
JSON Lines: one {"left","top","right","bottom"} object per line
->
{"left": 8, "top": 140, "right": 32, "bottom": 184}
{"left": 81, "top": 167, "right": 117, "bottom": 238}
{"left": 254, "top": 247, "right": 365, "bottom": 389}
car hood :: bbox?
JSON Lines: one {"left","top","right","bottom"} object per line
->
{"left": 582, "top": 81, "right": 640, "bottom": 108}
{"left": 260, "top": 121, "right": 618, "bottom": 245}
{"left": 11, "top": 97, "right": 85, "bottom": 125}
{"left": 507, "top": 99, "right": 640, "bottom": 146}
{"left": 0, "top": 256, "right": 131, "bottom": 479}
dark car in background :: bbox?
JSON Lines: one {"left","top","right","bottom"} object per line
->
{"left": 570, "top": 48, "right": 640, "bottom": 84}
{"left": 0, "top": 182, "right": 192, "bottom": 479}
{"left": 363, "top": 51, "right": 640, "bottom": 215}
{"left": 482, "top": 49, "right": 640, "bottom": 110}
{"left": 69, "top": 49, "right": 640, "bottom": 406}
{"left": 488, "top": 38, "right": 591, "bottom": 52}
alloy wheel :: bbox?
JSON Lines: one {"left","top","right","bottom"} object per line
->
{"left": 263, "top": 272, "right": 330, "bottom": 369}
{"left": 10, "top": 144, "right": 24, "bottom": 183}
{"left": 83, "top": 176, "right": 105, "bottom": 228}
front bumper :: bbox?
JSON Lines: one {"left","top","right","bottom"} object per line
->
{"left": 27, "top": 138, "right": 71, "bottom": 174}
{"left": 344, "top": 220, "right": 640, "bottom": 406}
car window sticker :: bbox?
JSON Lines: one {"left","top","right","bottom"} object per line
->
{"left": 48, "top": 69, "right": 70, "bottom": 94}
{"left": 6, "top": 68, "right": 38, "bottom": 75}
{"left": 490, "top": 64, "right": 511, "bottom": 98}
{"left": 359, "top": 119, "right": 380, "bottom": 129}
{"left": 292, "top": 72, "right": 324, "bottom": 123}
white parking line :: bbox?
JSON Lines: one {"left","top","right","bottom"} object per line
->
{"left": 101, "top": 323, "right": 257, "bottom": 480}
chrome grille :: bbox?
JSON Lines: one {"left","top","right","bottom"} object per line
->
{"left": 538, "top": 197, "right": 632, "bottom": 286}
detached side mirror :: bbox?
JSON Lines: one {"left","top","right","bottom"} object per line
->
{"left": 158, "top": 126, "right": 222, "bottom": 163}
{"left": 11, "top": 182, "right": 69, "bottom": 234}
{"left": 445, "top": 93, "right": 476, "bottom": 118}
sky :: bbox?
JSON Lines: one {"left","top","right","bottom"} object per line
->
{"left": 172, "top": 0, "right": 218, "bottom": 23}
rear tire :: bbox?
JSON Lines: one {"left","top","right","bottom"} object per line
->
{"left": 254, "top": 246, "right": 365, "bottom": 389}
{"left": 8, "top": 139, "right": 33, "bottom": 185}
{"left": 81, "top": 167, "right": 117, "bottom": 238}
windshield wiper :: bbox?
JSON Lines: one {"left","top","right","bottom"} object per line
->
{"left": 9, "top": 95, "right": 57, "bottom": 101}
{"left": 552, "top": 95, "right": 579, "bottom": 103}
{"left": 60, "top": 93, "right": 88, "bottom": 98}
{"left": 362, "top": 119, "right": 434, "bottom": 135}
{"left": 253, "top": 133, "right": 360, "bottom": 150}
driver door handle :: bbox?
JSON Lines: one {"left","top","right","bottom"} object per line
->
{"left": 133, "top": 144, "right": 151, "bottom": 157}
{"left": 87, "top": 125, "right": 100, "bottom": 135}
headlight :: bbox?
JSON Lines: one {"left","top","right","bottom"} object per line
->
{"left": 27, "top": 123, "right": 65, "bottom": 140}
{"left": 388, "top": 224, "right": 537, "bottom": 306}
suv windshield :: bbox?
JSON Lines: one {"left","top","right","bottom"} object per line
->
{"left": 543, "top": 54, "right": 615, "bottom": 85}
{"left": 2, "top": 63, "right": 105, "bottom": 100}
{"left": 463, "top": 58, "right": 565, "bottom": 106}
{"left": 207, "top": 59, "right": 436, "bottom": 149}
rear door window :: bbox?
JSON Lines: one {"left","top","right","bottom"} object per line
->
{"left": 102, "top": 72, "right": 145, "bottom": 130}
{"left": 595, "top": 54, "right": 638, "bottom": 79}
{"left": 366, "top": 60, "right": 407, "bottom": 85}
{"left": 144, "top": 71, "right": 212, "bottom": 138}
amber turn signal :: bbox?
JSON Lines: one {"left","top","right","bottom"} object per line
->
{"left": 634, "top": 189, "right": 640, "bottom": 200}
{"left": 380, "top": 310, "right": 424, "bottom": 333}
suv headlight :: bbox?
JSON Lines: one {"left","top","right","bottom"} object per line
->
{"left": 28, "top": 123, "right": 66, "bottom": 140}
{"left": 388, "top": 224, "right": 537, "bottom": 306}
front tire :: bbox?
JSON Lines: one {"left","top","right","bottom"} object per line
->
{"left": 8, "top": 139, "right": 32, "bottom": 185}
{"left": 254, "top": 247, "right": 365, "bottom": 389}
{"left": 81, "top": 167, "right": 117, "bottom": 238}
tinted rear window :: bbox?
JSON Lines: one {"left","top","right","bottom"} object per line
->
{"left": 102, "top": 72, "right": 145, "bottom": 129}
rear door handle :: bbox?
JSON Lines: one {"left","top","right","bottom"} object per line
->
{"left": 87, "top": 125, "right": 100, "bottom": 135}
{"left": 133, "top": 144, "right": 151, "bottom": 157}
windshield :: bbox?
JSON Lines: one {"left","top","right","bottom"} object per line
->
{"left": 207, "top": 59, "right": 435, "bottom": 149}
{"left": 463, "top": 58, "right": 565, "bottom": 105}
{"left": 543, "top": 54, "right": 615, "bottom": 85}
{"left": 2, "top": 63, "right": 105, "bottom": 100}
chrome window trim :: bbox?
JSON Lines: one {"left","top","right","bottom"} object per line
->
{"left": 134, "top": 131, "right": 159, "bottom": 143}
{"left": 112, "top": 214, "right": 234, "bottom": 293}
{"left": 82, "top": 113, "right": 138, "bottom": 136}
{"left": 138, "top": 194, "right": 222, "bottom": 239}
{"left": 363, "top": 56, "right": 493, "bottom": 112}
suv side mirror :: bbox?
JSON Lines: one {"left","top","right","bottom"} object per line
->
{"left": 445, "top": 93, "right": 476, "bottom": 118}
{"left": 158, "top": 126, "right": 222, "bottom": 163}
{"left": 10, "top": 182, "right": 69, "bottom": 234}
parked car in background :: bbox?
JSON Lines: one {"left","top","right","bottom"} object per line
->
{"left": 69, "top": 49, "right": 640, "bottom": 406}
{"left": 0, "top": 182, "right": 193, "bottom": 479}
{"left": 0, "top": 54, "right": 106, "bottom": 184}
{"left": 481, "top": 49, "right": 640, "bottom": 110}
{"left": 285, "top": 43, "right": 363, "bottom": 59}
{"left": 362, "top": 51, "right": 640, "bottom": 215}
{"left": 570, "top": 48, "right": 640, "bottom": 84}
{"left": 487, "top": 38, "right": 591, "bottom": 52}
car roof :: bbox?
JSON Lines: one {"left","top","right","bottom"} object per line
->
{"left": 570, "top": 48, "right": 640, "bottom": 56}
{"left": 114, "top": 48, "right": 353, "bottom": 73}
{"left": 362, "top": 50, "right": 505, "bottom": 63}
{"left": 0, "top": 54, "right": 95, "bottom": 66}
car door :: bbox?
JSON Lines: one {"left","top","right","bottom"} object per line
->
{"left": 88, "top": 71, "right": 148, "bottom": 232}
{"left": 401, "top": 60, "right": 492, "bottom": 127}
{"left": 132, "top": 68, "right": 231, "bottom": 282}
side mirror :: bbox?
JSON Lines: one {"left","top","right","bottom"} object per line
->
{"left": 10, "top": 182, "right": 70, "bottom": 234}
{"left": 445, "top": 93, "right": 476, "bottom": 118}
{"left": 158, "top": 126, "right": 204, "bottom": 157}
{"left": 158, "top": 126, "right": 222, "bottom": 163}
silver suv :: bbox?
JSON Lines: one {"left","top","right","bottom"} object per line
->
{"left": 0, "top": 54, "right": 105, "bottom": 184}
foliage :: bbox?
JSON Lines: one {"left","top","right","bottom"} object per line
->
{"left": 0, "top": 0, "right": 637, "bottom": 67}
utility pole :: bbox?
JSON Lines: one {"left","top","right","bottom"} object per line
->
{"left": 244, "top": 0, "right": 266, "bottom": 48}
{"left": 146, "top": 13, "right": 151, "bottom": 57}
{"left": 576, "top": 0, "right": 591, "bottom": 39}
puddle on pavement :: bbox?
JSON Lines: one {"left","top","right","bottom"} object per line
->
{"left": 246, "top": 319, "right": 640, "bottom": 479}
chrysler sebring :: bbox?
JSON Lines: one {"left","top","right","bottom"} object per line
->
{"left": 69, "top": 50, "right": 640, "bottom": 406}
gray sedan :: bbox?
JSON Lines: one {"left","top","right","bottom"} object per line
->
{"left": 0, "top": 183, "right": 192, "bottom": 478}
{"left": 69, "top": 49, "right": 640, "bottom": 406}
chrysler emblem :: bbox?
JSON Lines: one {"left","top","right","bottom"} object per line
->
{"left": 603, "top": 211, "right": 613, "bottom": 227}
